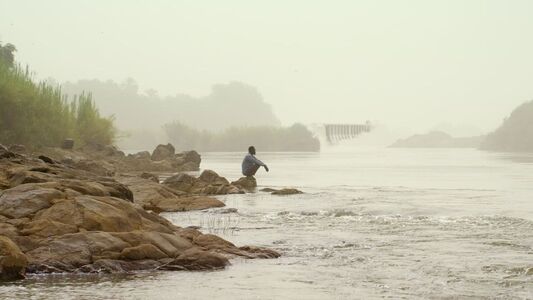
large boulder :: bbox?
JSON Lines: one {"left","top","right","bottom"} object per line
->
{"left": 199, "top": 170, "right": 230, "bottom": 186}
{"left": 0, "top": 236, "right": 28, "bottom": 280}
{"left": 176, "top": 150, "right": 201, "bottom": 165}
{"left": 231, "top": 176, "right": 257, "bottom": 190}
{"left": 151, "top": 144, "right": 175, "bottom": 161}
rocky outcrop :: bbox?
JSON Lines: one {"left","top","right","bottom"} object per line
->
{"left": 37, "top": 143, "right": 201, "bottom": 173}
{"left": 117, "top": 175, "right": 225, "bottom": 213}
{"left": 163, "top": 170, "right": 243, "bottom": 195}
{"left": 0, "top": 154, "right": 279, "bottom": 277}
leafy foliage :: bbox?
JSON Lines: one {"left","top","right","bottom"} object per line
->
{"left": 0, "top": 42, "right": 16, "bottom": 68}
{"left": 0, "top": 46, "right": 115, "bottom": 148}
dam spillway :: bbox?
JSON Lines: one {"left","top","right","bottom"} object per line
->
{"left": 323, "top": 122, "right": 372, "bottom": 143}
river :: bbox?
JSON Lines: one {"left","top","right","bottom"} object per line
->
{"left": 2, "top": 147, "right": 532, "bottom": 299}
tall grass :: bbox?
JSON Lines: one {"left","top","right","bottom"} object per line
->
{"left": 0, "top": 59, "right": 115, "bottom": 148}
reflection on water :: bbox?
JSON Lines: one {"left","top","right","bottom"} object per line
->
{"left": 2, "top": 148, "right": 532, "bottom": 299}
{"left": 494, "top": 151, "right": 533, "bottom": 164}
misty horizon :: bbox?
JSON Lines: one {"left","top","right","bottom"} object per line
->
{"left": 2, "top": 0, "right": 533, "bottom": 137}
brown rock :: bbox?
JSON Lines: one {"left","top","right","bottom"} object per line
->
{"left": 154, "top": 196, "right": 225, "bottom": 212}
{"left": 177, "top": 150, "right": 201, "bottom": 165}
{"left": 193, "top": 234, "right": 236, "bottom": 249}
{"left": 129, "top": 151, "right": 151, "bottom": 160}
{"left": 67, "top": 159, "right": 116, "bottom": 177}
{"left": 179, "top": 161, "right": 200, "bottom": 172}
{"left": 34, "top": 199, "right": 83, "bottom": 227}
{"left": 120, "top": 244, "right": 168, "bottom": 260}
{"left": 151, "top": 144, "right": 175, "bottom": 161}
{"left": 0, "top": 236, "right": 28, "bottom": 280}
{"left": 140, "top": 172, "right": 159, "bottom": 183}
{"left": 231, "top": 176, "right": 257, "bottom": 189}
{"left": 0, "top": 184, "right": 64, "bottom": 218}
{"left": 161, "top": 248, "right": 229, "bottom": 271}
{"left": 20, "top": 219, "right": 78, "bottom": 238}
{"left": 0, "top": 222, "right": 18, "bottom": 240}
{"left": 199, "top": 170, "right": 230, "bottom": 185}
{"left": 163, "top": 173, "right": 196, "bottom": 193}
{"left": 26, "top": 233, "right": 92, "bottom": 270}
{"left": 271, "top": 188, "right": 303, "bottom": 195}
{"left": 76, "top": 196, "right": 143, "bottom": 232}
{"left": 0, "top": 148, "right": 280, "bottom": 275}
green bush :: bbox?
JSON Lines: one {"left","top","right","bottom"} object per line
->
{"left": 0, "top": 44, "right": 115, "bottom": 148}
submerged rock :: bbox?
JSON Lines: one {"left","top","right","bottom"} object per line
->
{"left": 272, "top": 188, "right": 303, "bottom": 195}
{"left": 260, "top": 187, "right": 303, "bottom": 195}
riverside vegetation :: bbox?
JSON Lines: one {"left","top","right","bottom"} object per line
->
{"left": 0, "top": 43, "right": 114, "bottom": 149}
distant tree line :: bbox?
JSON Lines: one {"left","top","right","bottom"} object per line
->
{"left": 0, "top": 42, "right": 115, "bottom": 148}
{"left": 61, "top": 80, "right": 281, "bottom": 132}
{"left": 164, "top": 122, "right": 320, "bottom": 152}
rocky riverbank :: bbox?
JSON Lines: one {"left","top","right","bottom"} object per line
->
{"left": 0, "top": 144, "right": 279, "bottom": 281}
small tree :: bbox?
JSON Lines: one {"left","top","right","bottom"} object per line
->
{"left": 0, "top": 42, "right": 16, "bottom": 68}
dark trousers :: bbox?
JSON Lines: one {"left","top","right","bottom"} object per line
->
{"left": 243, "top": 164, "right": 261, "bottom": 176}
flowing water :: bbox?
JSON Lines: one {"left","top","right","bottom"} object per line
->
{"left": 2, "top": 147, "right": 533, "bottom": 299}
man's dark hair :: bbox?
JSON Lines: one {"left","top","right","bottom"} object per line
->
{"left": 248, "top": 146, "right": 256, "bottom": 154}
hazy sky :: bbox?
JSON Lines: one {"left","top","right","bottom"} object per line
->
{"left": 1, "top": 0, "right": 533, "bottom": 136}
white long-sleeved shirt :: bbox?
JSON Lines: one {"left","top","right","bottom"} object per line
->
{"left": 241, "top": 153, "right": 265, "bottom": 175}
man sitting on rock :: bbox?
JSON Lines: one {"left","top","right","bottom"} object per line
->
{"left": 242, "top": 146, "right": 269, "bottom": 177}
